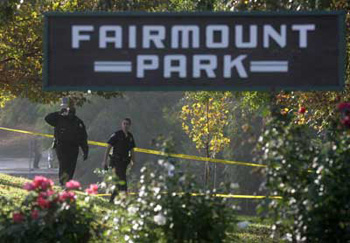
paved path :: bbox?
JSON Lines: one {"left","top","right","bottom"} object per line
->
{"left": 0, "top": 157, "right": 32, "bottom": 170}
{"left": 0, "top": 156, "right": 58, "bottom": 178}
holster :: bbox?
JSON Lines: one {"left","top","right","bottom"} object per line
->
{"left": 109, "top": 154, "right": 131, "bottom": 167}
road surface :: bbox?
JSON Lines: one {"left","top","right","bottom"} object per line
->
{"left": 0, "top": 156, "right": 58, "bottom": 178}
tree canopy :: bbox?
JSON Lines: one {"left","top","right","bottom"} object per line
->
{"left": 228, "top": 0, "right": 350, "bottom": 132}
{"left": 0, "top": 0, "right": 170, "bottom": 106}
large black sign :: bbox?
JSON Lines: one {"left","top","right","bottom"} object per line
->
{"left": 43, "top": 11, "right": 346, "bottom": 91}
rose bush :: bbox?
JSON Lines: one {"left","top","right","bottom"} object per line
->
{"left": 0, "top": 176, "right": 104, "bottom": 243}
{"left": 97, "top": 160, "right": 237, "bottom": 243}
{"left": 258, "top": 103, "right": 350, "bottom": 242}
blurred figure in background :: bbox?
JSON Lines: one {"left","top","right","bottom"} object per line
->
{"left": 47, "top": 146, "right": 55, "bottom": 169}
{"left": 30, "top": 136, "right": 41, "bottom": 169}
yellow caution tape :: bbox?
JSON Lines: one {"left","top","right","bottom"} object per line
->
{"left": 74, "top": 190, "right": 282, "bottom": 199}
{"left": 213, "top": 194, "right": 282, "bottom": 199}
{"left": 134, "top": 147, "right": 267, "bottom": 168}
{"left": 90, "top": 192, "right": 282, "bottom": 199}
{"left": 0, "top": 126, "right": 54, "bottom": 138}
{"left": 88, "top": 140, "right": 108, "bottom": 147}
{"left": 0, "top": 126, "right": 266, "bottom": 168}
{"left": 0, "top": 126, "right": 282, "bottom": 200}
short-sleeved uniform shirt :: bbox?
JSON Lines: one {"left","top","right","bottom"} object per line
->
{"left": 107, "top": 130, "right": 136, "bottom": 159}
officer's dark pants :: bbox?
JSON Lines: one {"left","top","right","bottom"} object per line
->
{"left": 55, "top": 143, "right": 79, "bottom": 186}
{"left": 110, "top": 157, "right": 130, "bottom": 202}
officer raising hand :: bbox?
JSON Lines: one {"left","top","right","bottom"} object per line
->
{"left": 45, "top": 104, "right": 89, "bottom": 186}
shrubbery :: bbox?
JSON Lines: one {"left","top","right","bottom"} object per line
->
{"left": 98, "top": 160, "right": 237, "bottom": 242}
{"left": 258, "top": 103, "right": 350, "bottom": 242}
{"left": 0, "top": 176, "right": 103, "bottom": 243}
{"left": 0, "top": 165, "right": 237, "bottom": 242}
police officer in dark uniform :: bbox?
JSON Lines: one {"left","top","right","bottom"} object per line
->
{"left": 102, "top": 118, "right": 136, "bottom": 202}
{"left": 45, "top": 107, "right": 89, "bottom": 186}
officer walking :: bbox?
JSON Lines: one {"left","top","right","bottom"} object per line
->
{"left": 45, "top": 105, "right": 89, "bottom": 186}
{"left": 102, "top": 118, "right": 136, "bottom": 202}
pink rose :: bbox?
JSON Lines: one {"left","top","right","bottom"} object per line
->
{"left": 337, "top": 102, "right": 350, "bottom": 111}
{"left": 33, "top": 176, "right": 54, "bottom": 191}
{"left": 341, "top": 116, "right": 350, "bottom": 127}
{"left": 59, "top": 191, "right": 76, "bottom": 202}
{"left": 39, "top": 190, "right": 55, "bottom": 198}
{"left": 65, "top": 180, "right": 81, "bottom": 190}
{"left": 37, "top": 197, "right": 50, "bottom": 209}
{"left": 31, "top": 209, "right": 39, "bottom": 220}
{"left": 41, "top": 179, "right": 54, "bottom": 191}
{"left": 85, "top": 188, "right": 93, "bottom": 194}
{"left": 85, "top": 184, "right": 98, "bottom": 195}
{"left": 13, "top": 212, "right": 24, "bottom": 223}
{"left": 298, "top": 107, "right": 306, "bottom": 114}
{"left": 39, "top": 191, "right": 48, "bottom": 198}
{"left": 46, "top": 190, "right": 55, "bottom": 197}
{"left": 23, "top": 182, "right": 35, "bottom": 191}
{"left": 33, "top": 176, "right": 46, "bottom": 187}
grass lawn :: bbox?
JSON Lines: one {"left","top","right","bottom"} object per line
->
{"left": 232, "top": 215, "right": 275, "bottom": 242}
{"left": 0, "top": 173, "right": 273, "bottom": 242}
